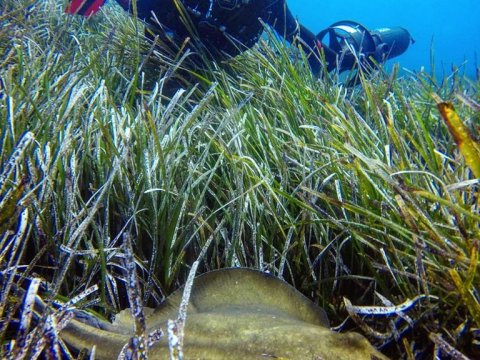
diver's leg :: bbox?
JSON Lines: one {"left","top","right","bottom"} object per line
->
{"left": 267, "top": 1, "right": 334, "bottom": 74}
{"left": 269, "top": 2, "right": 316, "bottom": 45}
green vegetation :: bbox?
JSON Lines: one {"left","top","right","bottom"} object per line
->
{"left": 1, "top": 0, "right": 479, "bottom": 358}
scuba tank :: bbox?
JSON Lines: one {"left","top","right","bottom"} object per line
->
{"left": 371, "top": 26, "right": 413, "bottom": 60}
{"left": 316, "top": 20, "right": 414, "bottom": 73}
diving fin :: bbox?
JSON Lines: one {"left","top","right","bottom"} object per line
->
{"left": 65, "top": 0, "right": 107, "bottom": 17}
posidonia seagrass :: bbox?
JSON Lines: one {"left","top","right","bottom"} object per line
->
{"left": 1, "top": 0, "right": 479, "bottom": 359}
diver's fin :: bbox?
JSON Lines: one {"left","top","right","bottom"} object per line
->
{"left": 65, "top": 0, "right": 107, "bottom": 16}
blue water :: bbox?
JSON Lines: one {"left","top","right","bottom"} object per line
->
{"left": 289, "top": 0, "right": 480, "bottom": 79}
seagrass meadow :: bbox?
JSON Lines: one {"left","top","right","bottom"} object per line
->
{"left": 1, "top": 0, "right": 479, "bottom": 359}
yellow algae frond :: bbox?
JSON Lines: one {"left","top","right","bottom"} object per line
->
{"left": 437, "top": 102, "right": 480, "bottom": 178}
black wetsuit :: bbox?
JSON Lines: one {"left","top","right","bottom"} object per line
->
{"left": 116, "top": 0, "right": 324, "bottom": 73}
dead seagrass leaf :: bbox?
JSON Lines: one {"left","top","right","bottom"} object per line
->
{"left": 61, "top": 268, "right": 388, "bottom": 359}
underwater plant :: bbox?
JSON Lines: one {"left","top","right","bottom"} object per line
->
{"left": 1, "top": 0, "right": 479, "bottom": 359}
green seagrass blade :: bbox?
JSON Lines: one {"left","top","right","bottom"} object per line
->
{"left": 61, "top": 268, "right": 387, "bottom": 359}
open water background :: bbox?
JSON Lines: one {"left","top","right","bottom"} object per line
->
{"left": 288, "top": 0, "right": 479, "bottom": 78}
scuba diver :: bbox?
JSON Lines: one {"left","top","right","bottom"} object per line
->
{"left": 66, "top": 0, "right": 413, "bottom": 76}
